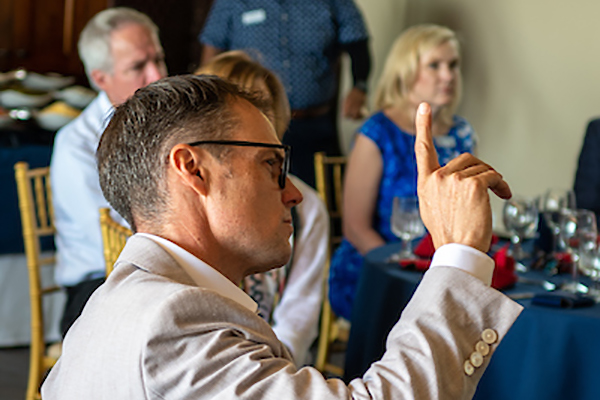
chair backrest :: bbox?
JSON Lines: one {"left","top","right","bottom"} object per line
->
{"left": 313, "top": 152, "right": 347, "bottom": 377}
{"left": 314, "top": 152, "right": 346, "bottom": 251}
{"left": 99, "top": 207, "right": 132, "bottom": 277}
{"left": 14, "top": 161, "right": 60, "bottom": 400}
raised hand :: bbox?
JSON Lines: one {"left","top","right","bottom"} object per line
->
{"left": 414, "top": 102, "right": 512, "bottom": 253}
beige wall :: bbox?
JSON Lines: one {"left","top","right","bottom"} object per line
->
{"left": 339, "top": 0, "right": 600, "bottom": 223}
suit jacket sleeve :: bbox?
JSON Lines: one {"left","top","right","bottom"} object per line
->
{"left": 574, "top": 119, "right": 600, "bottom": 218}
{"left": 144, "top": 267, "right": 522, "bottom": 399}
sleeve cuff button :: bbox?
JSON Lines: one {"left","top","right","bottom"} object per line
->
{"left": 464, "top": 360, "right": 475, "bottom": 376}
{"left": 476, "top": 340, "right": 490, "bottom": 356}
{"left": 482, "top": 328, "right": 498, "bottom": 344}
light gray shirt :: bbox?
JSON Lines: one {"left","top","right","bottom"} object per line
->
{"left": 50, "top": 92, "right": 127, "bottom": 286}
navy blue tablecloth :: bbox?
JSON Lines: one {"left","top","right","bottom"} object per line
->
{"left": 0, "top": 145, "right": 54, "bottom": 254}
{"left": 345, "top": 242, "right": 600, "bottom": 400}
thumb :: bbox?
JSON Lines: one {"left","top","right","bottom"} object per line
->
{"left": 414, "top": 102, "right": 440, "bottom": 180}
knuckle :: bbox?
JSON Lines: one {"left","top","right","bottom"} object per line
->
{"left": 469, "top": 178, "right": 485, "bottom": 192}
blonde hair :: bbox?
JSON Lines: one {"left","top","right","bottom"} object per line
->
{"left": 195, "top": 51, "right": 291, "bottom": 139}
{"left": 374, "top": 24, "right": 461, "bottom": 125}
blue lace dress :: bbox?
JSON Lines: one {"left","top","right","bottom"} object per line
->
{"left": 329, "top": 111, "right": 476, "bottom": 320}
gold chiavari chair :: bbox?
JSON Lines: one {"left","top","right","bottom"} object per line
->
{"left": 14, "top": 161, "right": 59, "bottom": 400}
{"left": 99, "top": 207, "right": 132, "bottom": 277}
{"left": 313, "top": 151, "right": 348, "bottom": 377}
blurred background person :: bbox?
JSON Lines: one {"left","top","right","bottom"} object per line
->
{"left": 196, "top": 51, "right": 328, "bottom": 366}
{"left": 51, "top": 7, "right": 167, "bottom": 337}
{"left": 198, "top": 0, "right": 371, "bottom": 187}
{"left": 574, "top": 118, "right": 600, "bottom": 222}
{"left": 328, "top": 24, "right": 477, "bottom": 320}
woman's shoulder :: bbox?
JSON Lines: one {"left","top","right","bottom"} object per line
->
{"left": 359, "top": 111, "right": 389, "bottom": 130}
{"left": 359, "top": 111, "right": 408, "bottom": 142}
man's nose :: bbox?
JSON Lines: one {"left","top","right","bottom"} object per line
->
{"left": 283, "top": 177, "right": 303, "bottom": 208}
{"left": 145, "top": 61, "right": 166, "bottom": 84}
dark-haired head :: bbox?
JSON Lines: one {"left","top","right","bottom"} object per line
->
{"left": 96, "top": 74, "right": 267, "bottom": 232}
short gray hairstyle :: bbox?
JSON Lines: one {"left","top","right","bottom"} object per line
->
{"left": 78, "top": 7, "right": 160, "bottom": 87}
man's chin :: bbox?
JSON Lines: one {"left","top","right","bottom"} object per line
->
{"left": 245, "top": 248, "right": 292, "bottom": 276}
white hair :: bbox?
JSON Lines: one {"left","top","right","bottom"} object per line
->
{"left": 78, "top": 7, "right": 160, "bottom": 88}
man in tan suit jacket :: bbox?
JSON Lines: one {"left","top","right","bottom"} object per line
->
{"left": 42, "top": 75, "right": 522, "bottom": 399}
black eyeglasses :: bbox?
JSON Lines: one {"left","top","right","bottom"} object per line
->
{"left": 187, "top": 140, "right": 291, "bottom": 189}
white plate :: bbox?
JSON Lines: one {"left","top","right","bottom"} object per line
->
{"left": 0, "top": 90, "right": 53, "bottom": 108}
{"left": 21, "top": 72, "right": 75, "bottom": 92}
{"left": 53, "top": 86, "right": 96, "bottom": 109}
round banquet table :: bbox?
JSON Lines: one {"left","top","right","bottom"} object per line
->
{"left": 344, "top": 242, "right": 600, "bottom": 400}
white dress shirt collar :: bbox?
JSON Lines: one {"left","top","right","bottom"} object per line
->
{"left": 136, "top": 233, "right": 257, "bottom": 312}
{"left": 96, "top": 91, "right": 114, "bottom": 134}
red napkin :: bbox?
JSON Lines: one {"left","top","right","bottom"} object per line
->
{"left": 396, "top": 234, "right": 434, "bottom": 271}
{"left": 412, "top": 233, "right": 500, "bottom": 259}
{"left": 398, "top": 234, "right": 516, "bottom": 290}
{"left": 414, "top": 234, "right": 435, "bottom": 258}
{"left": 491, "top": 244, "right": 517, "bottom": 290}
{"left": 555, "top": 252, "right": 574, "bottom": 274}
{"left": 399, "top": 258, "right": 431, "bottom": 271}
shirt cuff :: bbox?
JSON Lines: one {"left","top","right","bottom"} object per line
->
{"left": 430, "top": 243, "right": 494, "bottom": 286}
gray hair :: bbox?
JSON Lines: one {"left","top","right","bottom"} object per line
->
{"left": 97, "top": 75, "right": 268, "bottom": 232}
{"left": 78, "top": 7, "right": 160, "bottom": 88}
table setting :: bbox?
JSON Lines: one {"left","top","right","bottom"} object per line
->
{"left": 344, "top": 190, "right": 600, "bottom": 399}
{"left": 0, "top": 68, "right": 96, "bottom": 145}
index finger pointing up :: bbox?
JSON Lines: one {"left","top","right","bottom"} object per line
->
{"left": 415, "top": 102, "right": 440, "bottom": 179}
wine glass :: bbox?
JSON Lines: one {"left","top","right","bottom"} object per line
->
{"left": 389, "top": 197, "right": 425, "bottom": 261}
{"left": 502, "top": 196, "right": 539, "bottom": 262}
{"left": 559, "top": 209, "right": 597, "bottom": 293}
{"left": 538, "top": 189, "right": 576, "bottom": 254}
{"left": 580, "top": 238, "right": 600, "bottom": 301}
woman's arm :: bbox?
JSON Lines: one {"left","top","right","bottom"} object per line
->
{"left": 342, "top": 134, "right": 386, "bottom": 254}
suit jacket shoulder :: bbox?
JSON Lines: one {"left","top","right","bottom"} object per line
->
{"left": 42, "top": 236, "right": 522, "bottom": 400}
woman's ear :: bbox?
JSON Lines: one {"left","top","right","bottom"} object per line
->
{"left": 169, "top": 144, "right": 208, "bottom": 196}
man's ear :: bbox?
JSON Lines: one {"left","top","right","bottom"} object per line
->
{"left": 90, "top": 69, "right": 109, "bottom": 93}
{"left": 169, "top": 144, "right": 209, "bottom": 196}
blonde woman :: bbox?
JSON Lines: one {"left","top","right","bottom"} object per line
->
{"left": 329, "top": 24, "right": 477, "bottom": 320}
{"left": 196, "top": 51, "right": 328, "bottom": 366}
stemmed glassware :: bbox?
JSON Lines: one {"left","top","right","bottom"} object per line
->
{"left": 502, "top": 196, "right": 539, "bottom": 262}
{"left": 389, "top": 196, "right": 425, "bottom": 262}
{"left": 538, "top": 189, "right": 576, "bottom": 254}
{"left": 559, "top": 209, "right": 597, "bottom": 293}
{"left": 579, "top": 237, "right": 600, "bottom": 301}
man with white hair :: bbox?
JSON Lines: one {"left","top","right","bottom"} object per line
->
{"left": 50, "top": 7, "right": 167, "bottom": 337}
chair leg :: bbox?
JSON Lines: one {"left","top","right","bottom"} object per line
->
{"left": 26, "top": 342, "right": 42, "bottom": 400}
{"left": 315, "top": 299, "right": 334, "bottom": 372}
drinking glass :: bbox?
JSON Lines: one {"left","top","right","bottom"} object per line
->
{"left": 559, "top": 209, "right": 597, "bottom": 293}
{"left": 389, "top": 197, "right": 425, "bottom": 261}
{"left": 538, "top": 188, "right": 576, "bottom": 254}
{"left": 502, "top": 196, "right": 539, "bottom": 262}
{"left": 580, "top": 239, "right": 600, "bottom": 301}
